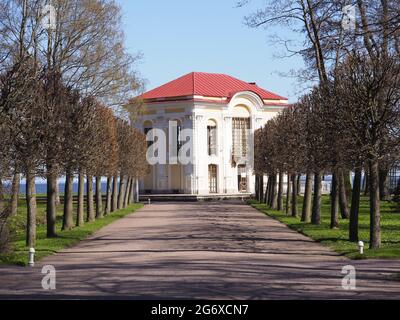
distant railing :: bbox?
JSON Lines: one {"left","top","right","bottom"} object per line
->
{"left": 265, "top": 180, "right": 332, "bottom": 195}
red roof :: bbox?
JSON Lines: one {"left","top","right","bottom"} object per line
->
{"left": 140, "top": 72, "right": 287, "bottom": 102}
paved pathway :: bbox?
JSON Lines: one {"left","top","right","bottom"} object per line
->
{"left": 1, "top": 201, "right": 400, "bottom": 299}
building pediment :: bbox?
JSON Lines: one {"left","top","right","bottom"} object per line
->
{"left": 228, "top": 91, "right": 265, "bottom": 113}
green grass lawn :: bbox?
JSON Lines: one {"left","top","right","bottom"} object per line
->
{"left": 249, "top": 196, "right": 400, "bottom": 259}
{"left": 0, "top": 198, "right": 143, "bottom": 266}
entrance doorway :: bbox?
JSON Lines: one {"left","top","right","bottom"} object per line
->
{"left": 208, "top": 165, "right": 218, "bottom": 194}
{"left": 238, "top": 165, "right": 248, "bottom": 193}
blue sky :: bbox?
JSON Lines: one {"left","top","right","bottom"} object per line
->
{"left": 117, "top": 0, "right": 306, "bottom": 102}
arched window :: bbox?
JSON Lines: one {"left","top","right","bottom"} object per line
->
{"left": 207, "top": 119, "right": 217, "bottom": 156}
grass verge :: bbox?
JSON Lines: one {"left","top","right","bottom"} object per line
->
{"left": 249, "top": 196, "right": 400, "bottom": 260}
{"left": 0, "top": 202, "right": 143, "bottom": 266}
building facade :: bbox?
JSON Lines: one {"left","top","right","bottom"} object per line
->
{"left": 136, "top": 72, "right": 289, "bottom": 195}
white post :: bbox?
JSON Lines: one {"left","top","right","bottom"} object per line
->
{"left": 28, "top": 248, "right": 35, "bottom": 267}
{"left": 358, "top": 241, "right": 364, "bottom": 255}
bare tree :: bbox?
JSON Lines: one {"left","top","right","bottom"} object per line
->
{"left": 1, "top": 57, "right": 45, "bottom": 247}
{"left": 335, "top": 53, "right": 400, "bottom": 248}
{"left": 91, "top": 103, "right": 118, "bottom": 219}
{"left": 10, "top": 173, "right": 20, "bottom": 216}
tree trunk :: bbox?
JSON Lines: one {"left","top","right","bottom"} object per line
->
{"left": 118, "top": 174, "right": 126, "bottom": 210}
{"left": 86, "top": 175, "right": 95, "bottom": 222}
{"left": 301, "top": 173, "right": 313, "bottom": 222}
{"left": 364, "top": 172, "right": 370, "bottom": 196}
{"left": 255, "top": 175, "right": 261, "bottom": 202}
{"left": 277, "top": 172, "right": 284, "bottom": 211}
{"left": 330, "top": 172, "right": 339, "bottom": 229}
{"left": 270, "top": 174, "right": 278, "bottom": 206}
{"left": 62, "top": 171, "right": 74, "bottom": 230}
{"left": 124, "top": 177, "right": 131, "bottom": 208}
{"left": 25, "top": 171, "right": 37, "bottom": 247}
{"left": 259, "top": 176, "right": 264, "bottom": 203}
{"left": 95, "top": 177, "right": 103, "bottom": 219}
{"left": 268, "top": 175, "right": 275, "bottom": 207}
{"left": 255, "top": 175, "right": 259, "bottom": 201}
{"left": 128, "top": 177, "right": 134, "bottom": 205}
{"left": 297, "top": 174, "right": 301, "bottom": 196}
{"left": 350, "top": 168, "right": 362, "bottom": 242}
{"left": 46, "top": 171, "right": 57, "bottom": 238}
{"left": 76, "top": 172, "right": 85, "bottom": 227}
{"left": 105, "top": 176, "right": 112, "bottom": 216}
{"left": 344, "top": 171, "right": 353, "bottom": 201}
{"left": 0, "top": 177, "right": 4, "bottom": 216}
{"left": 10, "top": 172, "right": 20, "bottom": 216}
{"left": 112, "top": 175, "right": 118, "bottom": 212}
{"left": 266, "top": 175, "right": 272, "bottom": 206}
{"left": 291, "top": 174, "right": 298, "bottom": 217}
{"left": 129, "top": 177, "right": 135, "bottom": 203}
{"left": 286, "top": 174, "right": 292, "bottom": 215}
{"left": 379, "top": 169, "right": 389, "bottom": 201}
{"left": 338, "top": 169, "right": 350, "bottom": 219}
{"left": 311, "top": 172, "right": 322, "bottom": 225}
{"left": 271, "top": 174, "right": 278, "bottom": 209}
{"left": 369, "top": 160, "right": 381, "bottom": 249}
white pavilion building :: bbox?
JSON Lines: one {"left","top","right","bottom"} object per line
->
{"left": 136, "top": 72, "right": 289, "bottom": 196}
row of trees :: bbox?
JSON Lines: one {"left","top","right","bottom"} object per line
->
{"left": 249, "top": 0, "right": 400, "bottom": 249}
{"left": 0, "top": 0, "right": 147, "bottom": 250}
{"left": 255, "top": 50, "right": 400, "bottom": 245}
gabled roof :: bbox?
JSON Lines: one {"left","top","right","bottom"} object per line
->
{"left": 140, "top": 72, "right": 287, "bottom": 102}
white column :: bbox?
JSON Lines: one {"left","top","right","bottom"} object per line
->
{"left": 155, "top": 117, "right": 169, "bottom": 192}
{"left": 189, "top": 114, "right": 198, "bottom": 194}
{"left": 223, "top": 116, "right": 235, "bottom": 193}
{"left": 195, "top": 115, "right": 206, "bottom": 194}
{"left": 183, "top": 114, "right": 195, "bottom": 194}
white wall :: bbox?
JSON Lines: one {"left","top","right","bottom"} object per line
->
{"left": 137, "top": 92, "right": 287, "bottom": 195}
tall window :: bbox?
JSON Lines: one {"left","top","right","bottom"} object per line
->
{"left": 232, "top": 118, "right": 250, "bottom": 158}
{"left": 207, "top": 120, "right": 217, "bottom": 156}
{"left": 209, "top": 165, "right": 218, "bottom": 194}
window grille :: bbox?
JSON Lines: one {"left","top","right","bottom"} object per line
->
{"left": 209, "top": 165, "right": 218, "bottom": 194}
{"left": 207, "top": 125, "right": 217, "bottom": 156}
{"left": 232, "top": 118, "right": 250, "bottom": 159}
{"left": 389, "top": 164, "right": 400, "bottom": 193}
